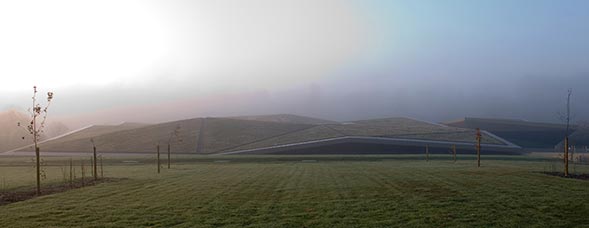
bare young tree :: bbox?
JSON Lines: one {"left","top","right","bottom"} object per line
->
{"left": 167, "top": 125, "right": 183, "bottom": 169}
{"left": 558, "top": 88, "right": 573, "bottom": 177}
{"left": 18, "top": 86, "right": 54, "bottom": 195}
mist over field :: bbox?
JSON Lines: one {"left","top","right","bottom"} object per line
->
{"left": 2, "top": 74, "right": 587, "bottom": 128}
{"left": 0, "top": 0, "right": 588, "bottom": 128}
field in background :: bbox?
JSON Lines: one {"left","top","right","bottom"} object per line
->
{"left": 0, "top": 154, "right": 588, "bottom": 227}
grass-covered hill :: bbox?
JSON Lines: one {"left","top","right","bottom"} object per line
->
{"left": 444, "top": 117, "right": 570, "bottom": 149}
{"left": 22, "top": 115, "right": 519, "bottom": 155}
{"left": 27, "top": 117, "right": 312, "bottom": 154}
{"left": 228, "top": 117, "right": 505, "bottom": 153}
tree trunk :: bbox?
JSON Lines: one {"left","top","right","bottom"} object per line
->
{"left": 167, "top": 143, "right": 171, "bottom": 169}
{"left": 477, "top": 141, "right": 481, "bottom": 168}
{"left": 35, "top": 146, "right": 40, "bottom": 195}
{"left": 564, "top": 137, "right": 569, "bottom": 177}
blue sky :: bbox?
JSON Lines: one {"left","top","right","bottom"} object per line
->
{"left": 352, "top": 0, "right": 589, "bottom": 78}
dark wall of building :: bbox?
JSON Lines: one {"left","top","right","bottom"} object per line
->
{"left": 490, "top": 130, "right": 566, "bottom": 149}
{"left": 447, "top": 118, "right": 569, "bottom": 149}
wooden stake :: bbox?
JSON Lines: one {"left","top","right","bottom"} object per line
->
{"left": 157, "top": 144, "right": 161, "bottom": 174}
{"left": 426, "top": 145, "right": 429, "bottom": 162}
{"left": 452, "top": 145, "right": 457, "bottom": 163}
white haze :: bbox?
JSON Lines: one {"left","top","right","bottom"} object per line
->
{"left": 0, "top": 0, "right": 588, "bottom": 129}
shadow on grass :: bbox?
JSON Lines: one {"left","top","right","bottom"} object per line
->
{"left": 541, "top": 172, "right": 589, "bottom": 180}
{"left": 0, "top": 177, "right": 124, "bottom": 206}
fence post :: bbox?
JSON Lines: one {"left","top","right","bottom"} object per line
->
{"left": 426, "top": 145, "right": 429, "bottom": 162}
{"left": 453, "top": 145, "right": 457, "bottom": 163}
{"left": 157, "top": 144, "right": 161, "bottom": 174}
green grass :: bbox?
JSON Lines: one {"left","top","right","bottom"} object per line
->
{"left": 27, "top": 118, "right": 312, "bottom": 154}
{"left": 1, "top": 155, "right": 588, "bottom": 227}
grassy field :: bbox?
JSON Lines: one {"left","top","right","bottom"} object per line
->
{"left": 1, "top": 155, "right": 588, "bottom": 227}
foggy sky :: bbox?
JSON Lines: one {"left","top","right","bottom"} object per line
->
{"left": 1, "top": 0, "right": 588, "bottom": 128}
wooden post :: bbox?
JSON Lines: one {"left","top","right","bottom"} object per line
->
{"left": 426, "top": 145, "right": 429, "bottom": 162}
{"left": 35, "top": 146, "right": 40, "bottom": 195}
{"left": 157, "top": 144, "right": 161, "bottom": 174}
{"left": 564, "top": 137, "right": 569, "bottom": 177}
{"left": 476, "top": 128, "right": 482, "bottom": 168}
{"left": 93, "top": 146, "right": 98, "bottom": 181}
{"left": 452, "top": 145, "right": 457, "bottom": 163}
{"left": 167, "top": 143, "right": 171, "bottom": 169}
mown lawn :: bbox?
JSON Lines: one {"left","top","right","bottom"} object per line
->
{"left": 0, "top": 155, "right": 588, "bottom": 227}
